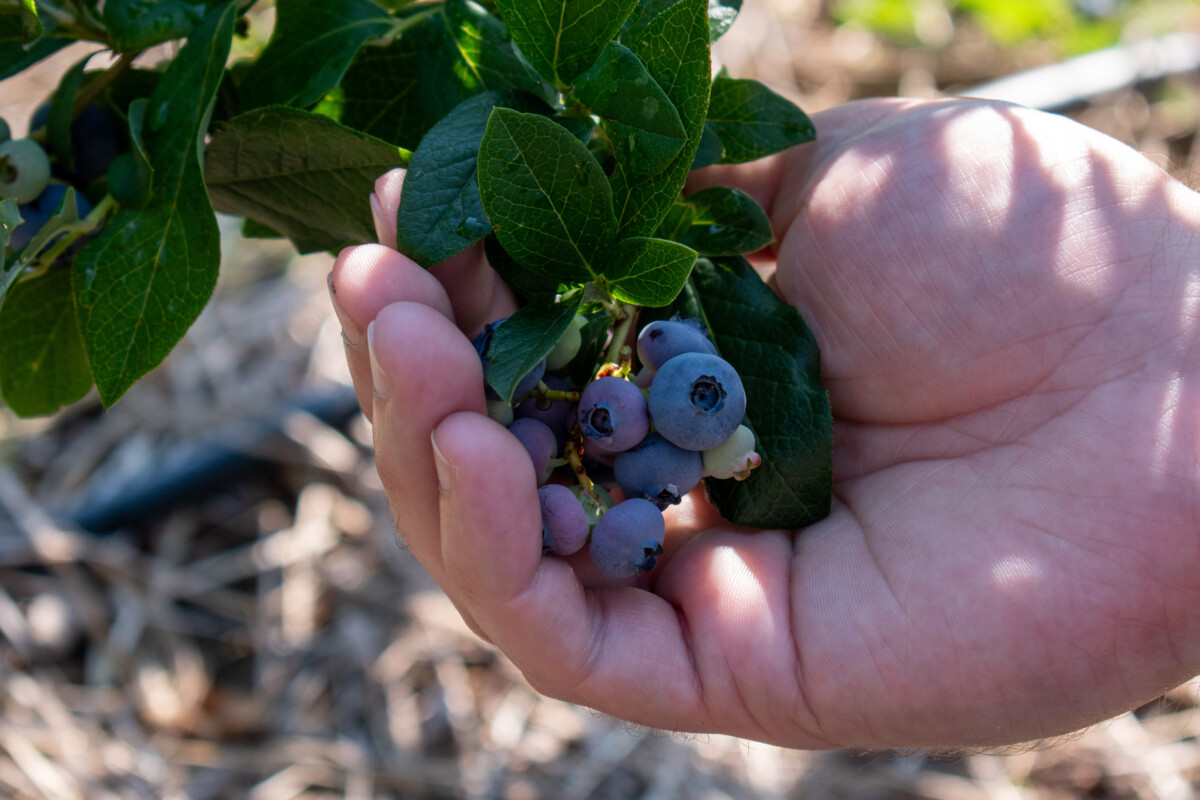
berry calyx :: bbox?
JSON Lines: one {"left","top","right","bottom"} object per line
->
{"left": 0, "top": 139, "right": 52, "bottom": 204}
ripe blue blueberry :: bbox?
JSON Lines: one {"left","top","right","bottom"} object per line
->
{"left": 508, "top": 417, "right": 558, "bottom": 485}
{"left": 613, "top": 433, "right": 703, "bottom": 509}
{"left": 636, "top": 316, "right": 716, "bottom": 371}
{"left": 31, "top": 103, "right": 119, "bottom": 184}
{"left": 473, "top": 318, "right": 546, "bottom": 401}
{"left": 647, "top": 352, "right": 746, "bottom": 451}
{"left": 589, "top": 498, "right": 665, "bottom": 577}
{"left": 538, "top": 484, "right": 589, "bottom": 556}
{"left": 7, "top": 205, "right": 48, "bottom": 252}
{"left": 577, "top": 376, "right": 649, "bottom": 453}
{"left": 514, "top": 375, "right": 573, "bottom": 449}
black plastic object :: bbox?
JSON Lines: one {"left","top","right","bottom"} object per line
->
{"left": 67, "top": 388, "right": 361, "bottom": 533}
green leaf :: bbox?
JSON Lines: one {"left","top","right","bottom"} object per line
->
{"left": 601, "top": 236, "right": 695, "bottom": 307}
{"left": 706, "top": 77, "right": 815, "bottom": 164}
{"left": 204, "top": 107, "right": 407, "bottom": 254}
{"left": 107, "top": 97, "right": 155, "bottom": 208}
{"left": 18, "top": 0, "right": 41, "bottom": 44}
{"left": 610, "top": 0, "right": 710, "bottom": 238}
{"left": 690, "top": 116, "right": 723, "bottom": 168}
{"left": 0, "top": 38, "right": 69, "bottom": 81}
{"left": 0, "top": 197, "right": 19, "bottom": 255}
{"left": 689, "top": 256, "right": 831, "bottom": 529}
{"left": 396, "top": 91, "right": 541, "bottom": 267}
{"left": 443, "top": 0, "right": 544, "bottom": 97}
{"left": 73, "top": 2, "right": 236, "bottom": 408}
{"left": 624, "top": 0, "right": 742, "bottom": 43}
{"left": 241, "top": 218, "right": 283, "bottom": 239}
{"left": 553, "top": 110, "right": 597, "bottom": 143}
{"left": 240, "top": 0, "right": 396, "bottom": 110}
{"left": 657, "top": 186, "right": 771, "bottom": 255}
{"left": 573, "top": 41, "right": 686, "bottom": 177}
{"left": 9, "top": 185, "right": 84, "bottom": 269}
{"left": 329, "top": 2, "right": 538, "bottom": 150}
{"left": 0, "top": 267, "right": 92, "bottom": 417}
{"left": 483, "top": 234, "right": 561, "bottom": 303}
{"left": 494, "top": 0, "right": 639, "bottom": 87}
{"left": 47, "top": 54, "right": 94, "bottom": 173}
{"left": 477, "top": 107, "right": 615, "bottom": 282}
{"left": 103, "top": 0, "right": 224, "bottom": 52}
{"left": 486, "top": 294, "right": 584, "bottom": 402}
{"left": 328, "top": 12, "right": 463, "bottom": 150}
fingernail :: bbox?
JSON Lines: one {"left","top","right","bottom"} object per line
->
{"left": 328, "top": 272, "right": 364, "bottom": 348}
{"left": 367, "top": 321, "right": 390, "bottom": 399}
{"left": 430, "top": 430, "right": 455, "bottom": 492}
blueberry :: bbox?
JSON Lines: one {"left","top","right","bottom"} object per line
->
{"left": 647, "top": 352, "right": 746, "bottom": 451}
{"left": 614, "top": 433, "right": 703, "bottom": 509}
{"left": 539, "top": 484, "right": 589, "bottom": 556}
{"left": 0, "top": 139, "right": 51, "bottom": 203}
{"left": 577, "top": 376, "right": 649, "bottom": 453}
{"left": 509, "top": 417, "right": 558, "bottom": 485}
{"left": 36, "top": 183, "right": 92, "bottom": 217}
{"left": 702, "top": 424, "right": 761, "bottom": 480}
{"left": 636, "top": 316, "right": 716, "bottom": 371}
{"left": 0, "top": 118, "right": 10, "bottom": 144}
{"left": 31, "top": 103, "right": 119, "bottom": 184}
{"left": 589, "top": 498, "right": 665, "bottom": 577}
{"left": 545, "top": 313, "right": 587, "bottom": 370}
{"left": 473, "top": 318, "right": 547, "bottom": 401}
{"left": 7, "top": 204, "right": 50, "bottom": 252}
{"left": 514, "top": 375, "right": 573, "bottom": 449}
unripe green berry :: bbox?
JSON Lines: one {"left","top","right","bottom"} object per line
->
{"left": 545, "top": 313, "right": 587, "bottom": 370}
{"left": 486, "top": 398, "right": 514, "bottom": 427}
{"left": 0, "top": 139, "right": 52, "bottom": 204}
{"left": 702, "top": 425, "right": 761, "bottom": 480}
{"left": 0, "top": 118, "right": 11, "bottom": 144}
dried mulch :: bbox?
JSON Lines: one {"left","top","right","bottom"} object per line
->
{"left": 2, "top": 1, "right": 1198, "bottom": 797}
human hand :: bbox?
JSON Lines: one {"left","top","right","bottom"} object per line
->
{"left": 328, "top": 97, "right": 1200, "bottom": 750}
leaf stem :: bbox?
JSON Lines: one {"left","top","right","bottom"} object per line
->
{"left": 73, "top": 52, "right": 138, "bottom": 118}
{"left": 25, "top": 194, "right": 114, "bottom": 277}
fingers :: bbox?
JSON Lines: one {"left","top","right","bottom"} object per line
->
{"left": 329, "top": 245, "right": 454, "bottom": 422}
{"left": 685, "top": 97, "right": 926, "bottom": 230}
{"left": 365, "top": 164, "right": 516, "bottom": 336}
{"left": 367, "top": 303, "right": 485, "bottom": 572}
{"left": 430, "top": 243, "right": 519, "bottom": 337}
{"left": 429, "top": 410, "right": 713, "bottom": 731}
{"left": 370, "top": 168, "right": 405, "bottom": 250}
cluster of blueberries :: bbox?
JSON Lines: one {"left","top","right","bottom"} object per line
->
{"left": 1, "top": 105, "right": 118, "bottom": 253}
{"left": 476, "top": 315, "right": 760, "bottom": 579}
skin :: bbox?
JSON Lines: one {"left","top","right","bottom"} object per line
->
{"left": 328, "top": 98, "right": 1200, "bottom": 751}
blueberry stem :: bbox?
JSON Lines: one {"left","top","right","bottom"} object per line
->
{"left": 603, "top": 304, "right": 637, "bottom": 366}
{"left": 565, "top": 425, "right": 602, "bottom": 505}
{"left": 522, "top": 382, "right": 581, "bottom": 404}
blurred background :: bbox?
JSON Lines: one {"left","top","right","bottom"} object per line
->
{"left": 1, "top": 0, "right": 1199, "bottom": 797}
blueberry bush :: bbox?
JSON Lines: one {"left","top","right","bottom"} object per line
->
{"left": 0, "top": 0, "right": 832, "bottom": 533}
